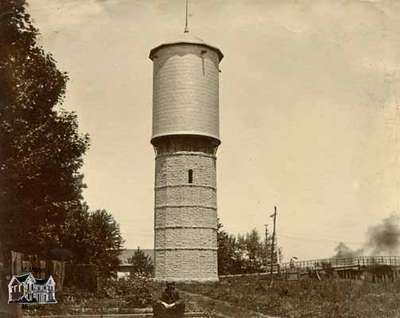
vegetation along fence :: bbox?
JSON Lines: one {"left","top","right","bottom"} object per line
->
{"left": 280, "top": 256, "right": 400, "bottom": 272}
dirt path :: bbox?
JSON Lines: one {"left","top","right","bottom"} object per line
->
{"left": 179, "top": 290, "right": 279, "bottom": 318}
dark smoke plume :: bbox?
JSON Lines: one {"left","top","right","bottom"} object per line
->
{"left": 333, "top": 214, "right": 400, "bottom": 258}
{"left": 334, "top": 242, "right": 363, "bottom": 259}
{"left": 365, "top": 214, "right": 400, "bottom": 255}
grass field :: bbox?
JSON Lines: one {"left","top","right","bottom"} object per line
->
{"left": 22, "top": 276, "right": 400, "bottom": 317}
{"left": 22, "top": 280, "right": 206, "bottom": 316}
{"left": 178, "top": 277, "right": 400, "bottom": 318}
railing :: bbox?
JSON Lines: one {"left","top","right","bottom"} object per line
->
{"left": 280, "top": 256, "right": 400, "bottom": 272}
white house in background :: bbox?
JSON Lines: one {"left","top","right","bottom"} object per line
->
{"left": 8, "top": 272, "right": 57, "bottom": 304}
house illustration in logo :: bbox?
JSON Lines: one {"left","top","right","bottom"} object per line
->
{"left": 8, "top": 273, "right": 57, "bottom": 304}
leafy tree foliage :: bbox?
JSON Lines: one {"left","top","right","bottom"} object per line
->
{"left": 217, "top": 221, "right": 241, "bottom": 275}
{"left": 128, "top": 247, "right": 154, "bottom": 277}
{"left": 0, "top": 0, "right": 89, "bottom": 258}
{"left": 217, "top": 220, "right": 282, "bottom": 275}
{"left": 61, "top": 204, "right": 92, "bottom": 263}
{"left": 64, "top": 208, "right": 124, "bottom": 279}
{"left": 86, "top": 209, "right": 124, "bottom": 276}
{"left": 237, "top": 229, "right": 266, "bottom": 273}
{"left": 62, "top": 207, "right": 124, "bottom": 288}
{"left": 0, "top": 1, "right": 123, "bottom": 280}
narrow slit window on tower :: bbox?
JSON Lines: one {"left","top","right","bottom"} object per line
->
{"left": 188, "top": 169, "right": 193, "bottom": 184}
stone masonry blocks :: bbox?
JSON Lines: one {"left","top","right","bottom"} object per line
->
{"left": 154, "top": 150, "right": 218, "bottom": 281}
{"left": 154, "top": 250, "right": 218, "bottom": 282}
{"left": 155, "top": 152, "right": 216, "bottom": 187}
{"left": 155, "top": 206, "right": 217, "bottom": 228}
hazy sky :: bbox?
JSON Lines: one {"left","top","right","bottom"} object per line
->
{"left": 29, "top": 0, "right": 400, "bottom": 261}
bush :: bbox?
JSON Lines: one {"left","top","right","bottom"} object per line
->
{"left": 98, "top": 274, "right": 154, "bottom": 308}
{"left": 64, "top": 263, "right": 98, "bottom": 292}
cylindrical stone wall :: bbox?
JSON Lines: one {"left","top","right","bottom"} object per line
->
{"left": 154, "top": 142, "right": 218, "bottom": 281}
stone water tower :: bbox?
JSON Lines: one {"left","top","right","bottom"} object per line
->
{"left": 149, "top": 32, "right": 223, "bottom": 282}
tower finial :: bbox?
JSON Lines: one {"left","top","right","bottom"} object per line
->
{"left": 184, "top": 0, "right": 189, "bottom": 33}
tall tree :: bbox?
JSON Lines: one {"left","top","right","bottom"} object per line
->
{"left": 217, "top": 221, "right": 282, "bottom": 275}
{"left": 244, "top": 229, "right": 264, "bottom": 273}
{"left": 85, "top": 209, "right": 124, "bottom": 277}
{"left": 217, "top": 221, "right": 245, "bottom": 275}
{"left": 128, "top": 247, "right": 154, "bottom": 276}
{"left": 217, "top": 221, "right": 237, "bottom": 275}
{"left": 0, "top": 0, "right": 89, "bottom": 258}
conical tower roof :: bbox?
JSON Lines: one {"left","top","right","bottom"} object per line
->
{"left": 149, "top": 32, "right": 223, "bottom": 61}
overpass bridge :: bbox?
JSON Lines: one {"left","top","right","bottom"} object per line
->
{"left": 280, "top": 256, "right": 400, "bottom": 272}
{"left": 278, "top": 256, "right": 400, "bottom": 282}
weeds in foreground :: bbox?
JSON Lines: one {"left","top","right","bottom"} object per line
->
{"left": 178, "top": 278, "right": 400, "bottom": 318}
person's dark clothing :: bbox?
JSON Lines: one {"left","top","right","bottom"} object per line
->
{"left": 153, "top": 289, "right": 185, "bottom": 318}
{"left": 160, "top": 289, "right": 180, "bottom": 304}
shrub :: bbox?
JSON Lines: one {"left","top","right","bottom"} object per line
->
{"left": 98, "top": 274, "right": 154, "bottom": 308}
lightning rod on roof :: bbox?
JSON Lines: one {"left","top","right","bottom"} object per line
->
{"left": 184, "top": 0, "right": 189, "bottom": 33}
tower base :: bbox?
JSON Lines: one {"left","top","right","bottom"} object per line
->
{"left": 153, "top": 136, "right": 219, "bottom": 283}
{"left": 153, "top": 277, "right": 219, "bottom": 283}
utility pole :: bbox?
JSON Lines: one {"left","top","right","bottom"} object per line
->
{"left": 270, "top": 206, "right": 277, "bottom": 286}
{"left": 264, "top": 224, "right": 269, "bottom": 270}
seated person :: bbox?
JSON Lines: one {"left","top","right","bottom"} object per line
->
{"left": 153, "top": 282, "right": 185, "bottom": 318}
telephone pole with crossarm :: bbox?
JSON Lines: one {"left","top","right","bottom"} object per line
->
{"left": 270, "top": 206, "right": 277, "bottom": 286}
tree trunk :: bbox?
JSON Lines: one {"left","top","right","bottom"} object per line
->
{"left": 0, "top": 246, "right": 21, "bottom": 318}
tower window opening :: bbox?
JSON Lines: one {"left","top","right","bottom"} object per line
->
{"left": 188, "top": 169, "right": 193, "bottom": 184}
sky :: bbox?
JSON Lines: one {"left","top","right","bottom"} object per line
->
{"left": 28, "top": 0, "right": 400, "bottom": 262}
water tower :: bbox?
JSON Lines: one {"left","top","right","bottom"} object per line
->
{"left": 149, "top": 30, "right": 223, "bottom": 281}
